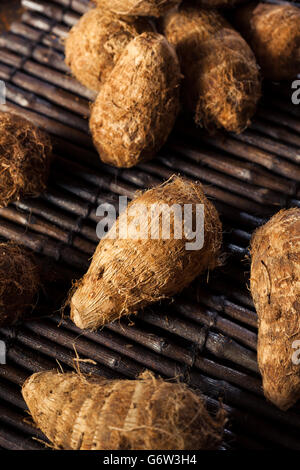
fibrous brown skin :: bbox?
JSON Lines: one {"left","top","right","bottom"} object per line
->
{"left": 22, "top": 370, "right": 226, "bottom": 450}
{"left": 70, "top": 176, "right": 222, "bottom": 330}
{"left": 65, "top": 9, "right": 153, "bottom": 92}
{"left": 250, "top": 208, "right": 300, "bottom": 411}
{"left": 89, "top": 32, "right": 181, "bottom": 168}
{"left": 234, "top": 2, "right": 300, "bottom": 80}
{"left": 0, "top": 243, "right": 39, "bottom": 327}
{"left": 94, "top": 0, "right": 182, "bottom": 17}
{"left": 163, "top": 6, "right": 261, "bottom": 133}
{"left": 0, "top": 112, "right": 51, "bottom": 207}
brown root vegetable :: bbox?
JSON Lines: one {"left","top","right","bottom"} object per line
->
{"left": 22, "top": 370, "right": 226, "bottom": 450}
{"left": 234, "top": 2, "right": 300, "bottom": 81}
{"left": 250, "top": 208, "right": 300, "bottom": 411}
{"left": 94, "top": 0, "right": 182, "bottom": 17}
{"left": 70, "top": 176, "right": 222, "bottom": 330}
{"left": 0, "top": 112, "right": 51, "bottom": 207}
{"left": 65, "top": 9, "right": 153, "bottom": 92}
{"left": 90, "top": 32, "right": 181, "bottom": 168}
{"left": 0, "top": 242, "right": 39, "bottom": 327}
{"left": 163, "top": 5, "right": 261, "bottom": 133}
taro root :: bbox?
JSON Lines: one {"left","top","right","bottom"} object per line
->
{"left": 22, "top": 370, "right": 226, "bottom": 450}
{"left": 0, "top": 242, "right": 40, "bottom": 327}
{"left": 0, "top": 112, "right": 51, "bottom": 207}
{"left": 90, "top": 32, "right": 181, "bottom": 168}
{"left": 65, "top": 8, "right": 153, "bottom": 91}
{"left": 234, "top": 2, "right": 300, "bottom": 80}
{"left": 250, "top": 208, "right": 300, "bottom": 411}
{"left": 70, "top": 176, "right": 222, "bottom": 330}
{"left": 94, "top": 0, "right": 182, "bottom": 17}
{"left": 163, "top": 5, "right": 261, "bottom": 133}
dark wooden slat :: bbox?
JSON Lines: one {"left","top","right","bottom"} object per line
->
{"left": 0, "top": 405, "right": 45, "bottom": 440}
{"left": 21, "top": 0, "right": 80, "bottom": 26}
{"left": 23, "top": 321, "right": 145, "bottom": 378}
{"left": 0, "top": 424, "right": 45, "bottom": 450}
{"left": 0, "top": 0, "right": 298, "bottom": 451}
{"left": 199, "top": 132, "right": 300, "bottom": 182}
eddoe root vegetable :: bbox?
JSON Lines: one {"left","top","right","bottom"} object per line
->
{"left": 163, "top": 5, "right": 261, "bottom": 133}
{"left": 22, "top": 370, "right": 226, "bottom": 450}
{"left": 0, "top": 111, "right": 51, "bottom": 207}
{"left": 0, "top": 242, "right": 39, "bottom": 327}
{"left": 250, "top": 208, "right": 300, "bottom": 411}
{"left": 65, "top": 9, "right": 153, "bottom": 92}
{"left": 93, "top": 0, "right": 182, "bottom": 17}
{"left": 90, "top": 32, "right": 181, "bottom": 168}
{"left": 70, "top": 177, "right": 222, "bottom": 330}
{"left": 234, "top": 2, "right": 300, "bottom": 80}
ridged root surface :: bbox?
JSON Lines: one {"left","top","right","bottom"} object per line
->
{"left": 22, "top": 370, "right": 226, "bottom": 450}
{"left": 89, "top": 32, "right": 181, "bottom": 168}
{"left": 70, "top": 176, "right": 222, "bottom": 330}
{"left": 65, "top": 9, "right": 153, "bottom": 91}
{"left": 234, "top": 2, "right": 300, "bottom": 80}
{"left": 163, "top": 5, "right": 261, "bottom": 133}
{"left": 250, "top": 208, "right": 300, "bottom": 410}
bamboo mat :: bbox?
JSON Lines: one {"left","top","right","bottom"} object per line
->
{"left": 0, "top": 0, "right": 299, "bottom": 450}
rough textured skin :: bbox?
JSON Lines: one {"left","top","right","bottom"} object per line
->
{"left": 22, "top": 370, "right": 226, "bottom": 450}
{"left": 94, "top": 0, "right": 182, "bottom": 17}
{"left": 90, "top": 32, "right": 181, "bottom": 168}
{"left": 163, "top": 6, "right": 261, "bottom": 133}
{"left": 70, "top": 177, "right": 222, "bottom": 330}
{"left": 234, "top": 2, "right": 300, "bottom": 80}
{"left": 65, "top": 9, "right": 152, "bottom": 92}
{"left": 0, "top": 112, "right": 51, "bottom": 207}
{"left": 0, "top": 243, "right": 39, "bottom": 327}
{"left": 250, "top": 208, "right": 300, "bottom": 411}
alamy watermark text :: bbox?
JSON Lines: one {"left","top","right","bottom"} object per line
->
{"left": 95, "top": 197, "right": 204, "bottom": 251}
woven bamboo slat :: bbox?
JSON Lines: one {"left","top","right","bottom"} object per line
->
{"left": 0, "top": 0, "right": 299, "bottom": 450}
{"left": 0, "top": 424, "right": 45, "bottom": 450}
